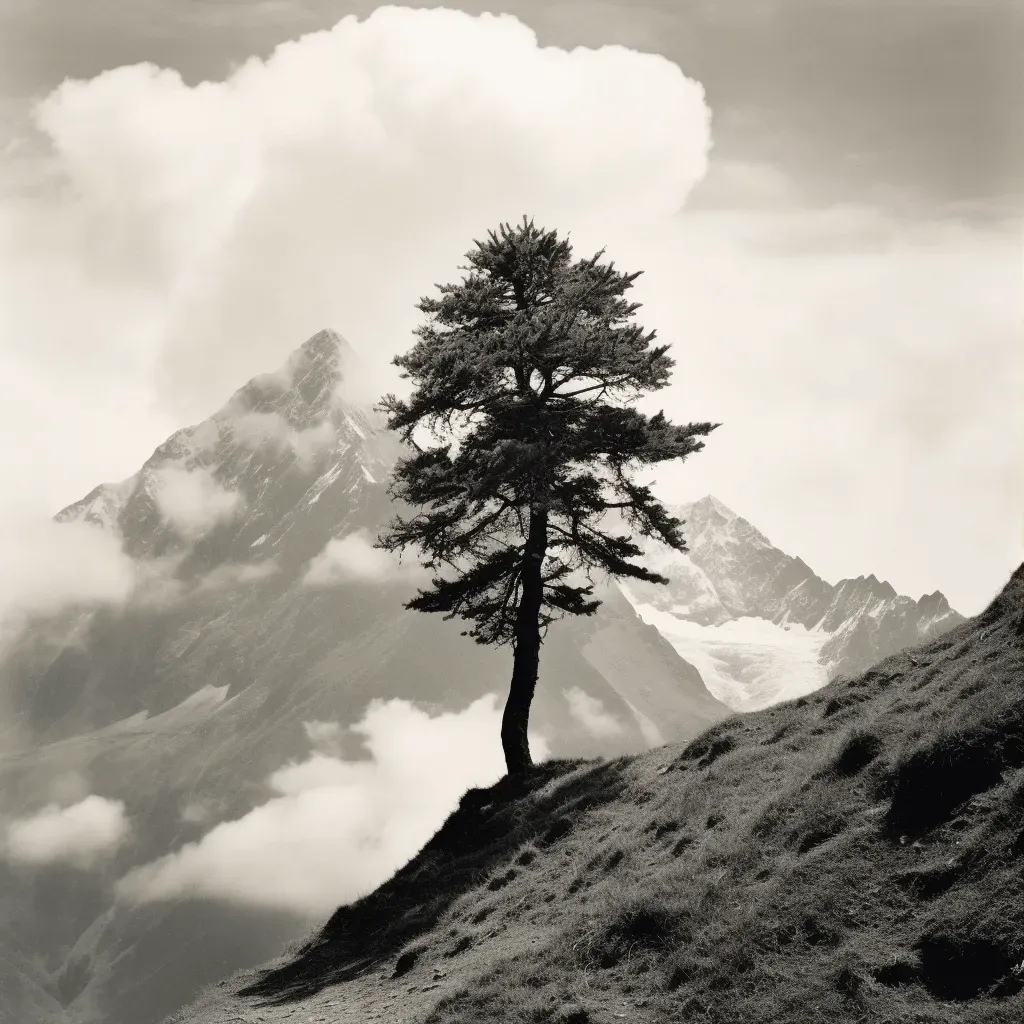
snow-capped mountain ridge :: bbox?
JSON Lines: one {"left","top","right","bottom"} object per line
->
{"left": 623, "top": 494, "right": 963, "bottom": 708}
{"left": 58, "top": 329, "right": 398, "bottom": 575}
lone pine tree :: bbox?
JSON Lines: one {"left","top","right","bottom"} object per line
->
{"left": 378, "top": 218, "right": 718, "bottom": 775}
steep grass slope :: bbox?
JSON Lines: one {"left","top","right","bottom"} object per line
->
{"left": 174, "top": 563, "right": 1024, "bottom": 1024}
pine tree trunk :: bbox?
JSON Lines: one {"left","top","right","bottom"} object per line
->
{"left": 501, "top": 507, "right": 547, "bottom": 776}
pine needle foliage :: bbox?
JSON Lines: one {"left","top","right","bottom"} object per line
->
{"left": 377, "top": 217, "right": 718, "bottom": 772}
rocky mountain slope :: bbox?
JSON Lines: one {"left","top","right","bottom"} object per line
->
{"left": 172, "top": 560, "right": 1024, "bottom": 1024}
{"left": 0, "top": 330, "right": 727, "bottom": 1024}
{"left": 624, "top": 495, "right": 963, "bottom": 709}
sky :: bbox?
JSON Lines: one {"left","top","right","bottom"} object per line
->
{"left": 0, "top": 0, "right": 1020, "bottom": 615}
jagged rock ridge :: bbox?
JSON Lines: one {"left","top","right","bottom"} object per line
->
{"left": 624, "top": 494, "right": 964, "bottom": 707}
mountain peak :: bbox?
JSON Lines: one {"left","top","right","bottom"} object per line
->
{"left": 688, "top": 494, "right": 738, "bottom": 520}
{"left": 917, "top": 589, "right": 952, "bottom": 613}
{"left": 56, "top": 327, "right": 396, "bottom": 569}
{"left": 864, "top": 573, "right": 897, "bottom": 599}
{"left": 296, "top": 327, "right": 354, "bottom": 365}
{"left": 223, "top": 329, "right": 359, "bottom": 430}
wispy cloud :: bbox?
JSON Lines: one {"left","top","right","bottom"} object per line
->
{"left": 564, "top": 686, "right": 624, "bottom": 738}
{"left": 3, "top": 795, "right": 129, "bottom": 868}
{"left": 303, "top": 529, "right": 425, "bottom": 587}
{"left": 195, "top": 560, "right": 279, "bottom": 592}
{"left": 228, "top": 411, "right": 337, "bottom": 467}
{"left": 150, "top": 466, "right": 242, "bottom": 539}
{"left": 0, "top": 518, "right": 136, "bottom": 649}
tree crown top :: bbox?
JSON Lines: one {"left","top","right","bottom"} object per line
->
{"left": 377, "top": 216, "right": 719, "bottom": 646}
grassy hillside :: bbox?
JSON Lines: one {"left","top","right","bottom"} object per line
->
{"left": 174, "top": 563, "right": 1024, "bottom": 1024}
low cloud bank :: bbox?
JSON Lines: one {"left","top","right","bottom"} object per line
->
{"left": 303, "top": 529, "right": 425, "bottom": 586}
{"left": 195, "top": 560, "right": 279, "bottom": 593}
{"left": 3, "top": 795, "right": 129, "bottom": 868}
{"left": 117, "top": 696, "right": 548, "bottom": 916}
{"left": 564, "top": 686, "right": 624, "bottom": 738}
{"left": 0, "top": 518, "right": 137, "bottom": 651}
{"left": 150, "top": 466, "right": 243, "bottom": 538}
{"left": 228, "top": 411, "right": 337, "bottom": 467}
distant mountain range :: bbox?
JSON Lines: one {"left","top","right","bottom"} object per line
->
{"left": 623, "top": 495, "right": 962, "bottom": 709}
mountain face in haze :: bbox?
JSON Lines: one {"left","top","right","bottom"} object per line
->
{"left": 622, "top": 495, "right": 963, "bottom": 710}
{"left": 0, "top": 330, "right": 728, "bottom": 1024}
{"left": 57, "top": 329, "right": 397, "bottom": 574}
{"left": 26, "top": 328, "right": 723, "bottom": 750}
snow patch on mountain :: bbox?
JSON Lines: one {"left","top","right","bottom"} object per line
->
{"left": 619, "top": 495, "right": 963, "bottom": 710}
{"left": 625, "top": 544, "right": 730, "bottom": 625}
{"left": 345, "top": 413, "right": 367, "bottom": 439}
{"left": 622, "top": 591, "right": 828, "bottom": 711}
{"left": 56, "top": 685, "right": 237, "bottom": 745}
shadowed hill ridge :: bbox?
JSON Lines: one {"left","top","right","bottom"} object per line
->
{"left": 172, "top": 562, "right": 1024, "bottom": 1024}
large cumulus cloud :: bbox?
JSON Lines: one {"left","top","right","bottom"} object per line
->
{"left": 5, "top": 6, "right": 710, "bottom": 430}
{"left": 0, "top": 5, "right": 711, "bottom": 637}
